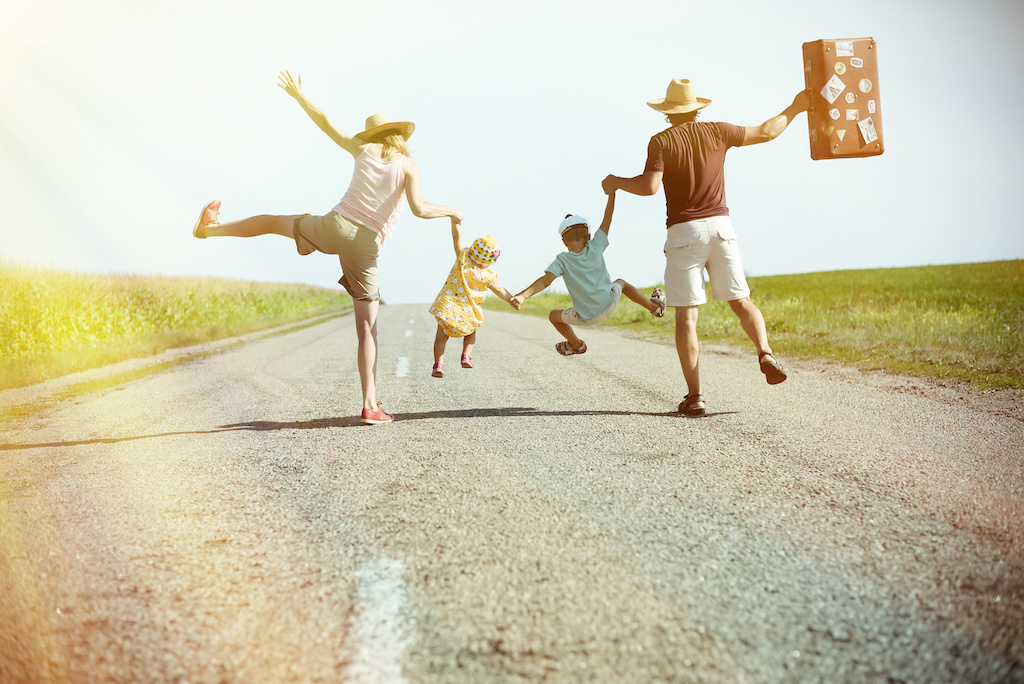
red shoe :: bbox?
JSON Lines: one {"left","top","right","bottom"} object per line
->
{"left": 461, "top": 354, "right": 473, "bottom": 368}
{"left": 431, "top": 363, "right": 443, "bottom": 378}
{"left": 360, "top": 403, "right": 393, "bottom": 425}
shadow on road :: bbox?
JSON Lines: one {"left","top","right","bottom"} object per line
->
{"left": 0, "top": 407, "right": 736, "bottom": 451}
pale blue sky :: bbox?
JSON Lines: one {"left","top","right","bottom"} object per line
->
{"left": 2, "top": 0, "right": 1022, "bottom": 304}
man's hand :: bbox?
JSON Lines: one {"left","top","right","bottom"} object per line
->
{"left": 791, "top": 88, "right": 811, "bottom": 113}
{"left": 602, "top": 175, "right": 620, "bottom": 194}
{"left": 509, "top": 295, "right": 525, "bottom": 310}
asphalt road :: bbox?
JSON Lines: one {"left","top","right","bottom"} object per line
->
{"left": 1, "top": 305, "right": 1022, "bottom": 683}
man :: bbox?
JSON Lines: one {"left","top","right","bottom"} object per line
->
{"left": 603, "top": 78, "right": 809, "bottom": 415}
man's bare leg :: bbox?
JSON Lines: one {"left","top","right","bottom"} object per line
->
{"left": 675, "top": 305, "right": 703, "bottom": 410}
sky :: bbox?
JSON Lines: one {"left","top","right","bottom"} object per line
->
{"left": 2, "top": 0, "right": 1022, "bottom": 305}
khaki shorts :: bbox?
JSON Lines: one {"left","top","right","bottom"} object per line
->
{"left": 664, "top": 216, "right": 750, "bottom": 307}
{"left": 294, "top": 211, "right": 382, "bottom": 301}
{"left": 560, "top": 282, "right": 623, "bottom": 326}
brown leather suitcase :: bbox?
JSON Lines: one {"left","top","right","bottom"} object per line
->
{"left": 803, "top": 37, "right": 884, "bottom": 159}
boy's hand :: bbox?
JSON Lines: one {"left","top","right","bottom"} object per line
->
{"left": 510, "top": 295, "right": 524, "bottom": 310}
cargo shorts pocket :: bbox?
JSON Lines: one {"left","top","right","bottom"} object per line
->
{"left": 715, "top": 224, "right": 738, "bottom": 241}
{"left": 665, "top": 222, "right": 708, "bottom": 253}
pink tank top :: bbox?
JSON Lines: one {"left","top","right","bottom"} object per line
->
{"left": 333, "top": 148, "right": 407, "bottom": 245}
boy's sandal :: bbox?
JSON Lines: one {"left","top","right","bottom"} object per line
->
{"left": 679, "top": 394, "right": 706, "bottom": 416}
{"left": 461, "top": 354, "right": 473, "bottom": 368}
{"left": 759, "top": 352, "right": 787, "bottom": 385}
{"left": 555, "top": 340, "right": 587, "bottom": 356}
{"left": 651, "top": 287, "right": 666, "bottom": 318}
{"left": 193, "top": 200, "right": 220, "bottom": 239}
{"left": 431, "top": 363, "right": 443, "bottom": 378}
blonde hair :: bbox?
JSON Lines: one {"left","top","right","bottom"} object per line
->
{"left": 370, "top": 131, "right": 409, "bottom": 159}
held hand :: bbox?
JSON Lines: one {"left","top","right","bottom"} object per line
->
{"left": 277, "top": 70, "right": 305, "bottom": 100}
{"left": 451, "top": 209, "right": 466, "bottom": 224}
{"left": 791, "top": 88, "right": 811, "bottom": 113}
{"left": 510, "top": 295, "right": 524, "bottom": 310}
{"left": 601, "top": 175, "right": 619, "bottom": 195}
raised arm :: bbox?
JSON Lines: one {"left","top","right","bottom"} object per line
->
{"left": 509, "top": 272, "right": 557, "bottom": 310}
{"left": 597, "top": 191, "right": 616, "bottom": 235}
{"left": 278, "top": 71, "right": 364, "bottom": 157}
{"left": 402, "top": 158, "right": 465, "bottom": 222}
{"left": 449, "top": 217, "right": 465, "bottom": 258}
{"left": 740, "top": 89, "right": 811, "bottom": 146}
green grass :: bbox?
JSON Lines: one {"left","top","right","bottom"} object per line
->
{"left": 488, "top": 260, "right": 1024, "bottom": 390}
{"left": 1, "top": 264, "right": 352, "bottom": 390}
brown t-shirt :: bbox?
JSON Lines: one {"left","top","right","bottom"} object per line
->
{"left": 644, "top": 122, "right": 746, "bottom": 227}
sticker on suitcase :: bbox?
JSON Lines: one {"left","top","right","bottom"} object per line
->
{"left": 836, "top": 41, "right": 855, "bottom": 57}
{"left": 858, "top": 117, "right": 878, "bottom": 144}
{"left": 820, "top": 74, "right": 847, "bottom": 104}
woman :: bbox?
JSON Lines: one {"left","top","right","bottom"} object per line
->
{"left": 193, "top": 71, "right": 464, "bottom": 425}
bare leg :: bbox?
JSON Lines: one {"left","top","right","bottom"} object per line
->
{"left": 206, "top": 214, "right": 298, "bottom": 239}
{"left": 548, "top": 310, "right": 584, "bottom": 350}
{"left": 728, "top": 297, "right": 771, "bottom": 356}
{"left": 433, "top": 325, "right": 449, "bottom": 365}
{"left": 675, "top": 305, "right": 702, "bottom": 408}
{"left": 616, "top": 279, "right": 656, "bottom": 313}
{"left": 352, "top": 299, "right": 379, "bottom": 411}
{"left": 462, "top": 331, "right": 476, "bottom": 358}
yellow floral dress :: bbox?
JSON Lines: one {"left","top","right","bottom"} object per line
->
{"left": 429, "top": 249, "right": 498, "bottom": 337}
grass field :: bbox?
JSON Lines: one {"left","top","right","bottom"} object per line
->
{"left": 1, "top": 264, "right": 352, "bottom": 390}
{"left": 489, "top": 260, "right": 1024, "bottom": 390}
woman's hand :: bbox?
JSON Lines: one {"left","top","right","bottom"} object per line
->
{"left": 278, "top": 71, "right": 305, "bottom": 102}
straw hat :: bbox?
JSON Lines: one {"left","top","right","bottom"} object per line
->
{"left": 559, "top": 214, "right": 588, "bottom": 237}
{"left": 647, "top": 79, "right": 711, "bottom": 114}
{"left": 468, "top": 235, "right": 499, "bottom": 266}
{"left": 355, "top": 113, "right": 415, "bottom": 141}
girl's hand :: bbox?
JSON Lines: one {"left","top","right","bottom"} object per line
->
{"left": 510, "top": 295, "right": 524, "bottom": 310}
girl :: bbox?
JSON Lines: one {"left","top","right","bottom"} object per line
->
{"left": 428, "top": 224, "right": 512, "bottom": 377}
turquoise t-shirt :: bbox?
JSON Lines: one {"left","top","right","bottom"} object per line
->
{"left": 545, "top": 230, "right": 617, "bottom": 322}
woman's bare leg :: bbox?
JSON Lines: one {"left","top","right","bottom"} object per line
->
{"left": 206, "top": 214, "right": 297, "bottom": 239}
{"left": 352, "top": 299, "right": 379, "bottom": 411}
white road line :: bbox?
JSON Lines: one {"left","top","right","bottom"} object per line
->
{"left": 395, "top": 357, "right": 410, "bottom": 377}
{"left": 344, "top": 558, "right": 411, "bottom": 683}
{"left": 405, "top": 330, "right": 412, "bottom": 337}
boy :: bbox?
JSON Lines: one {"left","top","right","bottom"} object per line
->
{"left": 510, "top": 192, "right": 665, "bottom": 355}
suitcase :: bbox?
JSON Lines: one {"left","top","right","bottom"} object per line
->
{"left": 802, "top": 37, "right": 884, "bottom": 160}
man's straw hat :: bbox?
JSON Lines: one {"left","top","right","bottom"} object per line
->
{"left": 356, "top": 113, "right": 415, "bottom": 141}
{"left": 647, "top": 79, "right": 711, "bottom": 114}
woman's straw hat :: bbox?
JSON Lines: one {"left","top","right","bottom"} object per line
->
{"left": 647, "top": 79, "right": 711, "bottom": 114}
{"left": 356, "top": 113, "right": 415, "bottom": 141}
{"left": 468, "top": 235, "right": 499, "bottom": 266}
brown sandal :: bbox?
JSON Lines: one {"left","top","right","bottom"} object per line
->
{"left": 679, "top": 394, "right": 706, "bottom": 416}
{"left": 759, "top": 352, "right": 787, "bottom": 385}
